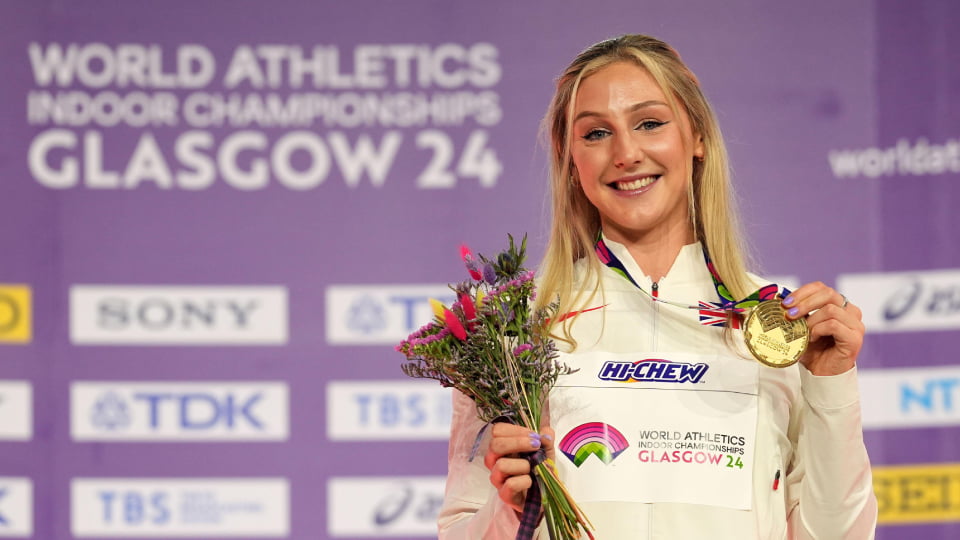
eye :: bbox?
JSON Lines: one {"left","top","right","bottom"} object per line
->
{"left": 581, "top": 128, "right": 610, "bottom": 141}
{"left": 636, "top": 120, "right": 667, "bottom": 131}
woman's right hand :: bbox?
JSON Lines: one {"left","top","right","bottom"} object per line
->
{"left": 483, "top": 423, "right": 556, "bottom": 514}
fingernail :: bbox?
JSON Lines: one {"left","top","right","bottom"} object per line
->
{"left": 529, "top": 434, "right": 541, "bottom": 449}
{"left": 782, "top": 296, "right": 795, "bottom": 307}
{"left": 788, "top": 308, "right": 799, "bottom": 318}
{"left": 541, "top": 434, "right": 553, "bottom": 442}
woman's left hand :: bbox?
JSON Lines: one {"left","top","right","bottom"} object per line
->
{"left": 782, "top": 282, "right": 865, "bottom": 376}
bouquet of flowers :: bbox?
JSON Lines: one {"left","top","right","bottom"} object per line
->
{"left": 396, "top": 235, "right": 593, "bottom": 540}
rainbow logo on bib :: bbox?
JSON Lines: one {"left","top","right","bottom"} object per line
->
{"left": 559, "top": 422, "right": 629, "bottom": 467}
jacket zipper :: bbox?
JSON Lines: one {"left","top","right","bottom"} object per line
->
{"left": 651, "top": 281, "right": 660, "bottom": 351}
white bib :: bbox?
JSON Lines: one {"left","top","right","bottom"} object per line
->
{"left": 550, "top": 351, "right": 759, "bottom": 510}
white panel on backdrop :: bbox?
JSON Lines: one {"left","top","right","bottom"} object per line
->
{"left": 70, "top": 478, "right": 289, "bottom": 537}
{"left": 71, "top": 382, "right": 289, "bottom": 441}
{"left": 859, "top": 366, "right": 960, "bottom": 429}
{"left": 327, "top": 476, "right": 445, "bottom": 537}
{"left": 0, "top": 477, "right": 32, "bottom": 537}
{"left": 325, "top": 284, "right": 455, "bottom": 345}
{"left": 326, "top": 380, "right": 452, "bottom": 440}
{"left": 837, "top": 270, "right": 960, "bottom": 333}
{"left": 0, "top": 382, "right": 32, "bottom": 441}
{"left": 69, "top": 285, "right": 288, "bottom": 345}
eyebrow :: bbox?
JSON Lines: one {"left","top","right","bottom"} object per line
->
{"left": 573, "top": 100, "right": 669, "bottom": 123}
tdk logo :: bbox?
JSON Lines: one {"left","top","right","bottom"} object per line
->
{"left": 70, "top": 285, "right": 288, "bottom": 345}
{"left": 326, "top": 285, "right": 455, "bottom": 345}
{"left": 599, "top": 360, "right": 708, "bottom": 383}
{"left": 71, "top": 382, "right": 289, "bottom": 441}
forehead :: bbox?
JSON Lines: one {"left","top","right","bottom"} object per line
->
{"left": 573, "top": 61, "right": 667, "bottom": 113}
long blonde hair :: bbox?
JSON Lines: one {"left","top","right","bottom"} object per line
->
{"left": 536, "top": 34, "right": 752, "bottom": 343}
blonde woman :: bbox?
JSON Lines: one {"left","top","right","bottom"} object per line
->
{"left": 439, "top": 35, "right": 877, "bottom": 539}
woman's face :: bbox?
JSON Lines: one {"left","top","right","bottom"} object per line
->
{"left": 569, "top": 61, "right": 703, "bottom": 246}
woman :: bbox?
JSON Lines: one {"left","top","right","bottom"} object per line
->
{"left": 438, "top": 34, "right": 877, "bottom": 539}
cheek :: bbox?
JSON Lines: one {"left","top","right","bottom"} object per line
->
{"left": 571, "top": 148, "right": 605, "bottom": 180}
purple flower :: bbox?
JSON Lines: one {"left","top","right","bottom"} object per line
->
{"left": 483, "top": 263, "right": 497, "bottom": 285}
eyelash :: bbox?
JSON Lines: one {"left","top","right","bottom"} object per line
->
{"left": 581, "top": 120, "right": 668, "bottom": 141}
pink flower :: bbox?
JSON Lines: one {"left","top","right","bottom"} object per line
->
{"left": 461, "top": 245, "right": 482, "bottom": 281}
{"left": 444, "top": 308, "right": 467, "bottom": 341}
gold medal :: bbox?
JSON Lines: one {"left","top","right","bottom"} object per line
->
{"left": 743, "top": 300, "right": 808, "bottom": 368}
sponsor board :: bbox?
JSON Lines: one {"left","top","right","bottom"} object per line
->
{"left": 71, "top": 382, "right": 288, "bottom": 441}
{"left": 0, "top": 286, "right": 31, "bottom": 344}
{"left": 836, "top": 270, "right": 960, "bottom": 333}
{"left": 326, "top": 380, "right": 451, "bottom": 441}
{"left": 859, "top": 367, "right": 960, "bottom": 429}
{"left": 325, "top": 285, "right": 455, "bottom": 345}
{"left": 71, "top": 478, "right": 289, "bottom": 537}
{"left": 0, "top": 382, "right": 32, "bottom": 441}
{"left": 0, "top": 477, "right": 33, "bottom": 537}
{"left": 873, "top": 463, "right": 960, "bottom": 524}
{"left": 70, "top": 285, "right": 288, "bottom": 345}
{"left": 327, "top": 476, "right": 445, "bottom": 537}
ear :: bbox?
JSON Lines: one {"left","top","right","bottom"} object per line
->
{"left": 693, "top": 133, "right": 705, "bottom": 161}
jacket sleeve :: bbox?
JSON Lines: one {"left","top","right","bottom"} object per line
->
{"left": 437, "top": 389, "right": 547, "bottom": 539}
{"left": 785, "top": 366, "right": 878, "bottom": 539}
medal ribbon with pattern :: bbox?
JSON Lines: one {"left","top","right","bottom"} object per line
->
{"left": 594, "top": 235, "right": 791, "bottom": 328}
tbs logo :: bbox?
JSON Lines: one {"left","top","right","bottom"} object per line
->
{"left": 71, "top": 382, "right": 289, "bottom": 441}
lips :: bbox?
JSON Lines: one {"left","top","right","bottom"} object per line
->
{"left": 608, "top": 175, "right": 660, "bottom": 192}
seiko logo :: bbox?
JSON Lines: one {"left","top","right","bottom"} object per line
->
{"left": 71, "top": 382, "right": 288, "bottom": 441}
{"left": 70, "top": 286, "right": 287, "bottom": 344}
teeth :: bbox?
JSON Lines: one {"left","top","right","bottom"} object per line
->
{"left": 614, "top": 176, "right": 657, "bottom": 191}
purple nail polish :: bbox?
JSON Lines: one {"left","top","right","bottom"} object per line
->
{"left": 788, "top": 307, "right": 799, "bottom": 318}
{"left": 541, "top": 434, "right": 553, "bottom": 442}
{"left": 783, "top": 296, "right": 795, "bottom": 307}
{"left": 529, "top": 435, "right": 541, "bottom": 449}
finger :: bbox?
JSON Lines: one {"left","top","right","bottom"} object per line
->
{"left": 499, "top": 472, "right": 533, "bottom": 513}
{"left": 489, "top": 431, "right": 543, "bottom": 457}
{"left": 489, "top": 456, "right": 532, "bottom": 490}
{"left": 540, "top": 426, "right": 556, "bottom": 462}
{"left": 782, "top": 282, "right": 844, "bottom": 320}
{"left": 806, "top": 305, "right": 865, "bottom": 350}
{"left": 484, "top": 425, "right": 544, "bottom": 470}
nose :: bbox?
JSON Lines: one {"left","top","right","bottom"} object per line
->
{"left": 613, "top": 132, "right": 645, "bottom": 169}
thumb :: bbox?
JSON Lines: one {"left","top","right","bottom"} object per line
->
{"left": 540, "top": 426, "right": 556, "bottom": 462}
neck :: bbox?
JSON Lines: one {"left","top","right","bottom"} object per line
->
{"left": 603, "top": 221, "right": 696, "bottom": 282}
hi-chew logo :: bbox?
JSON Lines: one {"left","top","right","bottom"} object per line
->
{"left": 0, "top": 285, "right": 31, "bottom": 344}
{"left": 70, "top": 285, "right": 287, "bottom": 345}
{"left": 598, "top": 359, "right": 708, "bottom": 384}
{"left": 559, "top": 423, "right": 629, "bottom": 467}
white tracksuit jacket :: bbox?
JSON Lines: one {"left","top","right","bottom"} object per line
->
{"left": 438, "top": 240, "right": 878, "bottom": 539}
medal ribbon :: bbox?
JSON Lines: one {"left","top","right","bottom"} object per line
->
{"left": 594, "top": 236, "right": 792, "bottom": 328}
